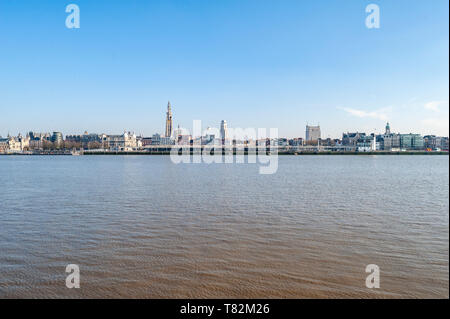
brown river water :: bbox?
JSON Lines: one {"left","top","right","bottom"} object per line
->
{"left": 0, "top": 155, "right": 448, "bottom": 298}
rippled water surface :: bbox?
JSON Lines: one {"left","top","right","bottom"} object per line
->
{"left": 0, "top": 155, "right": 448, "bottom": 298}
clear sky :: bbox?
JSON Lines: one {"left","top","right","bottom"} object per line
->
{"left": 0, "top": 0, "right": 448, "bottom": 138}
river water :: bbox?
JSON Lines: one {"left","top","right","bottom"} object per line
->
{"left": 0, "top": 155, "right": 448, "bottom": 298}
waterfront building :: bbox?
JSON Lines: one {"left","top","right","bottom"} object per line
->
{"left": 141, "top": 137, "right": 153, "bottom": 147}
{"left": 18, "top": 134, "right": 30, "bottom": 151}
{"left": 160, "top": 137, "right": 175, "bottom": 145}
{"left": 64, "top": 133, "right": 104, "bottom": 149}
{"left": 378, "top": 123, "right": 400, "bottom": 151}
{"left": 442, "top": 137, "right": 450, "bottom": 151}
{"left": 370, "top": 134, "right": 378, "bottom": 151}
{"left": 135, "top": 136, "right": 143, "bottom": 149}
{"left": 81, "top": 132, "right": 102, "bottom": 146}
{"left": 356, "top": 135, "right": 375, "bottom": 152}
{"left": 0, "top": 137, "right": 9, "bottom": 153}
{"left": 29, "top": 132, "right": 51, "bottom": 141}
{"left": 289, "top": 138, "right": 304, "bottom": 146}
{"left": 342, "top": 132, "right": 366, "bottom": 146}
{"left": 306, "top": 125, "right": 321, "bottom": 141}
{"left": 28, "top": 132, "right": 51, "bottom": 149}
{"left": 276, "top": 138, "right": 288, "bottom": 147}
{"left": 0, "top": 135, "right": 27, "bottom": 153}
{"left": 151, "top": 133, "right": 161, "bottom": 145}
{"left": 424, "top": 135, "right": 438, "bottom": 150}
{"left": 319, "top": 138, "right": 336, "bottom": 147}
{"left": 380, "top": 134, "right": 390, "bottom": 150}
{"left": 8, "top": 137, "right": 22, "bottom": 152}
{"left": 382, "top": 134, "right": 401, "bottom": 151}
{"left": 51, "top": 132, "right": 63, "bottom": 146}
{"left": 103, "top": 131, "right": 137, "bottom": 151}
{"left": 104, "top": 134, "right": 124, "bottom": 150}
{"left": 400, "top": 134, "right": 424, "bottom": 150}
{"left": 65, "top": 135, "right": 82, "bottom": 143}
{"left": 424, "top": 135, "right": 449, "bottom": 151}
{"left": 165, "top": 101, "right": 173, "bottom": 138}
{"left": 178, "top": 135, "right": 192, "bottom": 145}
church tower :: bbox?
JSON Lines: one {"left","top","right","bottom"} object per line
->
{"left": 165, "top": 101, "right": 173, "bottom": 138}
{"left": 385, "top": 122, "right": 391, "bottom": 135}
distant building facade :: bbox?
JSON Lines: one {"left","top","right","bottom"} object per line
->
{"left": 424, "top": 135, "right": 449, "bottom": 151}
{"left": 400, "top": 134, "right": 424, "bottom": 150}
{"left": 0, "top": 138, "right": 8, "bottom": 153}
{"left": 141, "top": 137, "right": 153, "bottom": 147}
{"left": 0, "top": 134, "right": 30, "bottom": 153}
{"left": 356, "top": 135, "right": 378, "bottom": 152}
{"left": 65, "top": 132, "right": 103, "bottom": 149}
{"left": 342, "top": 132, "right": 366, "bottom": 146}
{"left": 289, "top": 138, "right": 304, "bottom": 146}
{"left": 306, "top": 125, "right": 321, "bottom": 141}
{"left": 28, "top": 132, "right": 51, "bottom": 149}
{"left": 160, "top": 137, "right": 175, "bottom": 145}
{"left": 380, "top": 134, "right": 401, "bottom": 151}
{"left": 378, "top": 123, "right": 401, "bottom": 151}
{"left": 220, "top": 120, "right": 228, "bottom": 144}
{"left": 51, "top": 132, "right": 63, "bottom": 146}
{"left": 103, "top": 131, "right": 137, "bottom": 151}
{"left": 151, "top": 133, "right": 161, "bottom": 145}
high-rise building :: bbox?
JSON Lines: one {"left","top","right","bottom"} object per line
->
{"left": 220, "top": 120, "right": 228, "bottom": 143}
{"left": 306, "top": 125, "right": 321, "bottom": 141}
{"left": 165, "top": 101, "right": 173, "bottom": 138}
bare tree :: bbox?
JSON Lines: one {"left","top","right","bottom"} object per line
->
{"left": 88, "top": 141, "right": 102, "bottom": 150}
{"left": 42, "top": 140, "right": 54, "bottom": 150}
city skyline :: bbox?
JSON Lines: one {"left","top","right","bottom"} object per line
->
{"left": 0, "top": 102, "right": 448, "bottom": 141}
{"left": 0, "top": 1, "right": 449, "bottom": 138}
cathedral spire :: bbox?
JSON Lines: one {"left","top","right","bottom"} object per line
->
{"left": 165, "top": 101, "right": 173, "bottom": 138}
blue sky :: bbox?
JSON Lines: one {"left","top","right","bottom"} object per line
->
{"left": 0, "top": 0, "right": 448, "bottom": 138}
